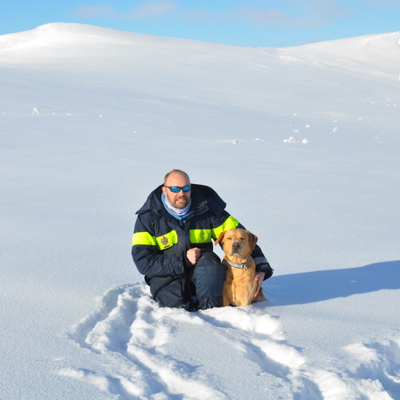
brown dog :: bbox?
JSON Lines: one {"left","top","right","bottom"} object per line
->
{"left": 214, "top": 229, "right": 265, "bottom": 307}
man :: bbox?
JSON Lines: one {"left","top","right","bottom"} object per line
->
{"left": 131, "top": 169, "right": 273, "bottom": 311}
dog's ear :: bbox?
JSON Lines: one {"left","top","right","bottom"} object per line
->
{"left": 246, "top": 231, "right": 258, "bottom": 249}
{"left": 214, "top": 231, "right": 226, "bottom": 246}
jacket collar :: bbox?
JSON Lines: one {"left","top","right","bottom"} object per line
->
{"left": 136, "top": 184, "right": 226, "bottom": 216}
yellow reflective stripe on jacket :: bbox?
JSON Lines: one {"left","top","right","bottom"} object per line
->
{"left": 212, "top": 215, "right": 240, "bottom": 239}
{"left": 132, "top": 232, "right": 157, "bottom": 246}
{"left": 190, "top": 229, "right": 212, "bottom": 244}
{"left": 132, "top": 230, "right": 178, "bottom": 250}
{"left": 132, "top": 215, "right": 239, "bottom": 248}
{"left": 189, "top": 216, "right": 240, "bottom": 243}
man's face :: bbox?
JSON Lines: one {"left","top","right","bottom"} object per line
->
{"left": 162, "top": 172, "right": 191, "bottom": 209}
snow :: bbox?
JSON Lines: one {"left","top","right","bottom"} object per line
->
{"left": 1, "top": 22, "right": 400, "bottom": 399}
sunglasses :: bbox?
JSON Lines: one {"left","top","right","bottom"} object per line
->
{"left": 164, "top": 185, "right": 191, "bottom": 193}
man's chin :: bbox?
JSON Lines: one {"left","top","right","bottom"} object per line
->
{"left": 174, "top": 199, "right": 189, "bottom": 208}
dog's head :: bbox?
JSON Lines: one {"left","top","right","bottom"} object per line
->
{"left": 214, "top": 229, "right": 258, "bottom": 261}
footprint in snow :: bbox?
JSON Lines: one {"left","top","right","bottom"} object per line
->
{"left": 66, "top": 284, "right": 225, "bottom": 399}
{"left": 64, "top": 283, "right": 318, "bottom": 399}
{"left": 343, "top": 334, "right": 400, "bottom": 398}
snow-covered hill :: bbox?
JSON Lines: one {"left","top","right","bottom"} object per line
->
{"left": 1, "top": 23, "right": 400, "bottom": 399}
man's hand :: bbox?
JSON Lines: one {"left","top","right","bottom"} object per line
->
{"left": 187, "top": 247, "right": 201, "bottom": 265}
{"left": 254, "top": 272, "right": 265, "bottom": 297}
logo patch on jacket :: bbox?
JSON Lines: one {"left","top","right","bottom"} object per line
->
{"left": 155, "top": 231, "right": 178, "bottom": 250}
{"left": 161, "top": 236, "right": 169, "bottom": 247}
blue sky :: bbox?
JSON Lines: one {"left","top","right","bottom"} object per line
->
{"left": 2, "top": 0, "right": 400, "bottom": 47}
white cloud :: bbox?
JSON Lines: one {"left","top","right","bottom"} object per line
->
{"left": 73, "top": 1, "right": 177, "bottom": 20}
{"left": 125, "top": 1, "right": 178, "bottom": 19}
{"left": 73, "top": 5, "right": 119, "bottom": 19}
{"left": 230, "top": 7, "right": 299, "bottom": 26}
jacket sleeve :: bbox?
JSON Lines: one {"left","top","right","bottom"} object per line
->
{"left": 131, "top": 213, "right": 188, "bottom": 278}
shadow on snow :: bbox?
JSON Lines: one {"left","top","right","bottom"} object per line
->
{"left": 267, "top": 260, "right": 400, "bottom": 306}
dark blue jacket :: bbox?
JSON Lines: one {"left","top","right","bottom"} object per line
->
{"left": 131, "top": 184, "right": 272, "bottom": 280}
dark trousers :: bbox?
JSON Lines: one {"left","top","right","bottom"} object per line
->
{"left": 147, "top": 252, "right": 226, "bottom": 310}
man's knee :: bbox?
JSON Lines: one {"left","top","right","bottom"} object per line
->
{"left": 193, "top": 253, "right": 225, "bottom": 308}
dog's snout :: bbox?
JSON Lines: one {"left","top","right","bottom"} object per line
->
{"left": 232, "top": 241, "right": 241, "bottom": 248}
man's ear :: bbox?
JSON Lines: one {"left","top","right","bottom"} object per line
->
{"left": 246, "top": 231, "right": 258, "bottom": 249}
{"left": 214, "top": 231, "right": 226, "bottom": 246}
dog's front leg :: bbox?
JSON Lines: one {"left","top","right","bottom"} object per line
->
{"left": 222, "top": 282, "right": 232, "bottom": 306}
